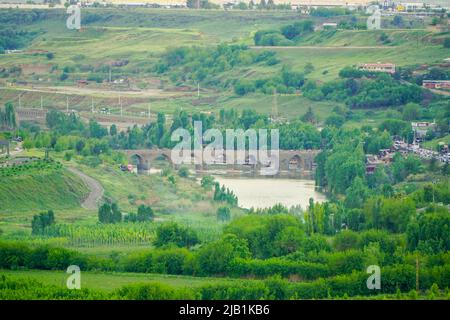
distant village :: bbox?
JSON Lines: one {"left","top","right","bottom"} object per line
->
{"left": 1, "top": 0, "right": 449, "bottom": 12}
{"left": 366, "top": 121, "right": 450, "bottom": 176}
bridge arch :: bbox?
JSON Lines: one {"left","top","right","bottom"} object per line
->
{"left": 153, "top": 151, "right": 173, "bottom": 166}
{"left": 130, "top": 153, "right": 149, "bottom": 173}
{"left": 288, "top": 154, "right": 302, "bottom": 171}
{"left": 125, "top": 149, "right": 174, "bottom": 174}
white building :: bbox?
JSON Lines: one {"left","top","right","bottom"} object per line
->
{"left": 411, "top": 121, "right": 436, "bottom": 138}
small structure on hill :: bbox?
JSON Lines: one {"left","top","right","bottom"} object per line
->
{"left": 411, "top": 121, "right": 436, "bottom": 139}
{"left": 358, "top": 62, "right": 396, "bottom": 74}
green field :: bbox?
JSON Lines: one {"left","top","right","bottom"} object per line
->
{"left": 422, "top": 134, "right": 450, "bottom": 150}
{"left": 0, "top": 269, "right": 241, "bottom": 291}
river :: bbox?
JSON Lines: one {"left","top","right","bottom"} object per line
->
{"left": 212, "top": 176, "right": 327, "bottom": 210}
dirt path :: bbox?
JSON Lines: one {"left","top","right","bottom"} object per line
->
{"left": 0, "top": 85, "right": 183, "bottom": 99}
{"left": 68, "top": 167, "right": 104, "bottom": 210}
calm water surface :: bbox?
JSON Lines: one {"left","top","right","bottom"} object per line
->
{"left": 213, "top": 176, "right": 327, "bottom": 209}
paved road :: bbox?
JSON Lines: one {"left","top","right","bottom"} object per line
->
{"left": 67, "top": 167, "right": 104, "bottom": 210}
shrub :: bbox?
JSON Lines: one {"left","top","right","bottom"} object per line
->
{"left": 115, "top": 283, "right": 196, "bottom": 300}
{"left": 154, "top": 222, "right": 199, "bottom": 248}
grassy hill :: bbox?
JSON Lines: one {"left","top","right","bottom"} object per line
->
{"left": 0, "top": 166, "right": 88, "bottom": 213}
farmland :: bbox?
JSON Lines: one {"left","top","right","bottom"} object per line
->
{"left": 0, "top": 6, "right": 449, "bottom": 302}
{"left": 0, "top": 8, "right": 448, "bottom": 120}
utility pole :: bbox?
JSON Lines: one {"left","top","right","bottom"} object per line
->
{"left": 18, "top": 94, "right": 21, "bottom": 109}
{"left": 197, "top": 82, "right": 200, "bottom": 98}
{"left": 109, "top": 65, "right": 112, "bottom": 83}
{"left": 119, "top": 95, "right": 122, "bottom": 117}
{"left": 66, "top": 96, "right": 69, "bottom": 113}
{"left": 40, "top": 96, "right": 43, "bottom": 110}
{"left": 271, "top": 88, "right": 278, "bottom": 121}
{"left": 148, "top": 103, "right": 151, "bottom": 120}
{"left": 416, "top": 254, "right": 420, "bottom": 292}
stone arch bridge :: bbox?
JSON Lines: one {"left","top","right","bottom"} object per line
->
{"left": 124, "top": 148, "right": 320, "bottom": 178}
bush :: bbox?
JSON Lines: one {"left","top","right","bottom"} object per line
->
{"left": 234, "top": 80, "right": 256, "bottom": 95}
{"left": 230, "top": 258, "right": 330, "bottom": 280}
{"left": 217, "top": 207, "right": 231, "bottom": 222}
{"left": 178, "top": 166, "right": 189, "bottom": 178}
{"left": 200, "top": 282, "right": 269, "bottom": 300}
{"left": 333, "top": 230, "right": 360, "bottom": 251}
{"left": 115, "top": 283, "right": 196, "bottom": 300}
{"left": 154, "top": 222, "right": 199, "bottom": 248}
{"left": 443, "top": 38, "right": 450, "bottom": 48}
{"left": 195, "top": 234, "right": 250, "bottom": 275}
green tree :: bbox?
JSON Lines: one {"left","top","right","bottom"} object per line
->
{"left": 444, "top": 38, "right": 450, "bottom": 48}
{"left": 344, "top": 177, "right": 369, "bottom": 209}
{"left": 2, "top": 102, "right": 16, "bottom": 129}
{"left": 154, "top": 222, "right": 199, "bottom": 248}
{"left": 31, "top": 210, "right": 55, "bottom": 235}
{"left": 300, "top": 106, "right": 316, "bottom": 124}
{"left": 402, "top": 103, "right": 421, "bottom": 121}
{"left": 98, "top": 203, "right": 121, "bottom": 224}
{"left": 217, "top": 207, "right": 231, "bottom": 222}
{"left": 407, "top": 210, "right": 450, "bottom": 253}
{"left": 111, "top": 203, "right": 122, "bottom": 223}
{"left": 380, "top": 197, "right": 415, "bottom": 233}
{"left": 136, "top": 205, "right": 154, "bottom": 222}
{"left": 195, "top": 234, "right": 250, "bottom": 275}
{"left": 89, "top": 120, "right": 108, "bottom": 139}
{"left": 110, "top": 124, "right": 117, "bottom": 136}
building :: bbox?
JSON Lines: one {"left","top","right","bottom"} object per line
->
{"left": 411, "top": 121, "right": 436, "bottom": 139}
{"left": 399, "top": 2, "right": 425, "bottom": 11}
{"left": 422, "top": 80, "right": 450, "bottom": 90}
{"left": 365, "top": 155, "right": 384, "bottom": 175}
{"left": 322, "top": 22, "right": 338, "bottom": 29}
{"left": 358, "top": 63, "right": 396, "bottom": 74}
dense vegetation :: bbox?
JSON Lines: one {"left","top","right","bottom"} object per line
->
{"left": 254, "top": 20, "right": 315, "bottom": 46}
{"left": 154, "top": 44, "right": 279, "bottom": 88}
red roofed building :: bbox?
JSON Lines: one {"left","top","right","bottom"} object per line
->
{"left": 422, "top": 80, "right": 450, "bottom": 90}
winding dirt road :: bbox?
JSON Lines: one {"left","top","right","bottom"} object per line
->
{"left": 68, "top": 167, "right": 104, "bottom": 210}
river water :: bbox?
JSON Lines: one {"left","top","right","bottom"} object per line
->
{"left": 212, "top": 176, "right": 327, "bottom": 210}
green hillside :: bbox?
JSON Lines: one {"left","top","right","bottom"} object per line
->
{"left": 0, "top": 167, "right": 88, "bottom": 213}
